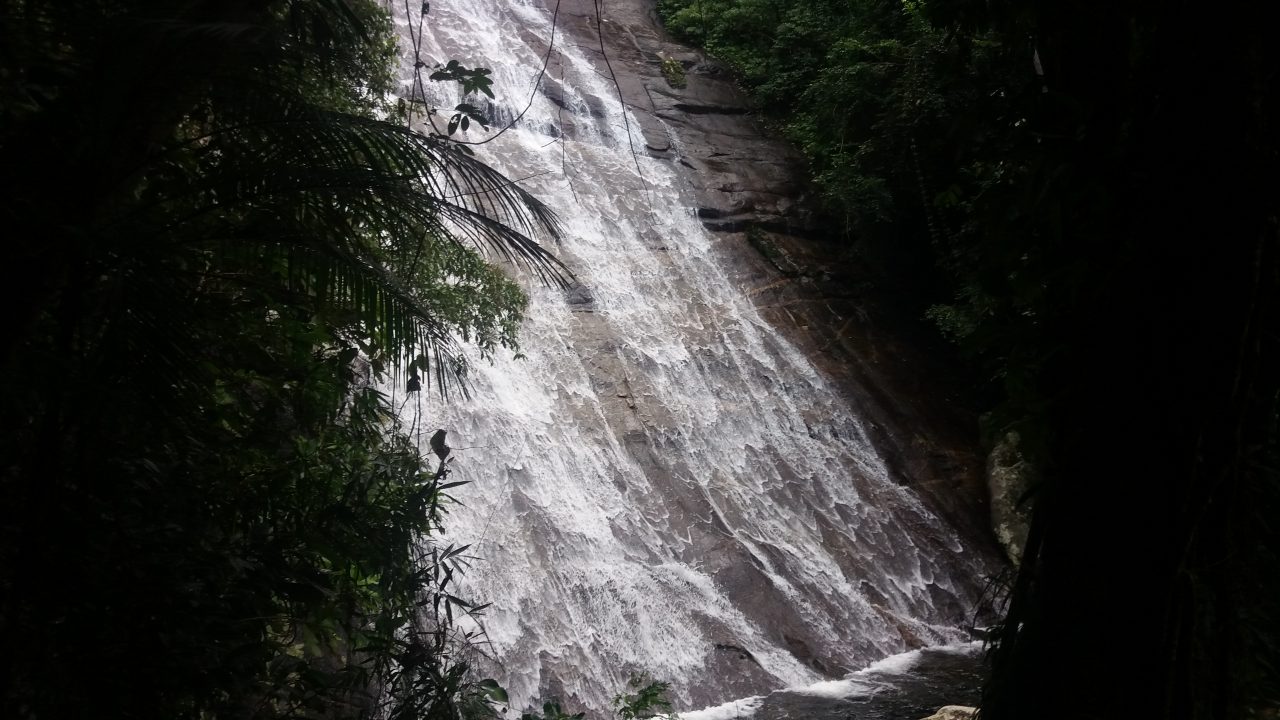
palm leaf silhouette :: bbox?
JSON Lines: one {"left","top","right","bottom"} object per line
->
{"left": 2, "top": 2, "right": 565, "bottom": 715}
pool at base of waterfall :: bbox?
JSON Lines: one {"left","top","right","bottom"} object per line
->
{"left": 683, "top": 643, "right": 984, "bottom": 720}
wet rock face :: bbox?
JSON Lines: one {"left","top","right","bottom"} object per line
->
{"left": 985, "top": 431, "right": 1034, "bottom": 564}
{"left": 415, "top": 1, "right": 1008, "bottom": 713}
{"left": 536, "top": 0, "right": 1001, "bottom": 571}
{"left": 533, "top": 0, "right": 810, "bottom": 224}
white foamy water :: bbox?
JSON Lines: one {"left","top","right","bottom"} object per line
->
{"left": 682, "top": 641, "right": 982, "bottom": 719}
{"left": 391, "top": 0, "right": 994, "bottom": 714}
{"left": 681, "top": 696, "right": 766, "bottom": 720}
{"left": 789, "top": 641, "right": 979, "bottom": 699}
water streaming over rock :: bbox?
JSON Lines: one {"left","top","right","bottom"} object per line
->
{"left": 391, "top": 1, "right": 997, "bottom": 714}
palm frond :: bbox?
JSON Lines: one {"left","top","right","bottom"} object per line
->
{"left": 117, "top": 85, "right": 573, "bottom": 389}
{"left": 202, "top": 104, "right": 571, "bottom": 284}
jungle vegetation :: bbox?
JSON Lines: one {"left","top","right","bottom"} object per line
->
{"left": 0, "top": 0, "right": 567, "bottom": 717}
{"left": 658, "top": 0, "right": 1280, "bottom": 717}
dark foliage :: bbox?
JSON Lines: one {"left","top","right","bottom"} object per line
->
{"left": 660, "top": 0, "right": 1280, "bottom": 717}
{"left": 0, "top": 0, "right": 561, "bottom": 717}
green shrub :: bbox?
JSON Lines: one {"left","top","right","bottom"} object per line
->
{"left": 660, "top": 56, "right": 688, "bottom": 88}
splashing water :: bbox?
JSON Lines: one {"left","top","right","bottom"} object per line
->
{"left": 391, "top": 1, "right": 995, "bottom": 714}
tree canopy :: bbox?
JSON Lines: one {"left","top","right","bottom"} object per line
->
{"left": 0, "top": 0, "right": 563, "bottom": 717}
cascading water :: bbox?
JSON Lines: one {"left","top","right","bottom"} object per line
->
{"left": 392, "top": 1, "right": 998, "bottom": 714}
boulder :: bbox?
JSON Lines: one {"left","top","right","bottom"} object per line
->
{"left": 921, "top": 706, "right": 977, "bottom": 720}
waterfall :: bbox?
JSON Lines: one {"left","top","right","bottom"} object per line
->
{"left": 391, "top": 1, "right": 996, "bottom": 714}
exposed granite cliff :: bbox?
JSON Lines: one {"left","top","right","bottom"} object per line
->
{"left": 421, "top": 2, "right": 1009, "bottom": 711}
{"left": 539, "top": 0, "right": 1001, "bottom": 559}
